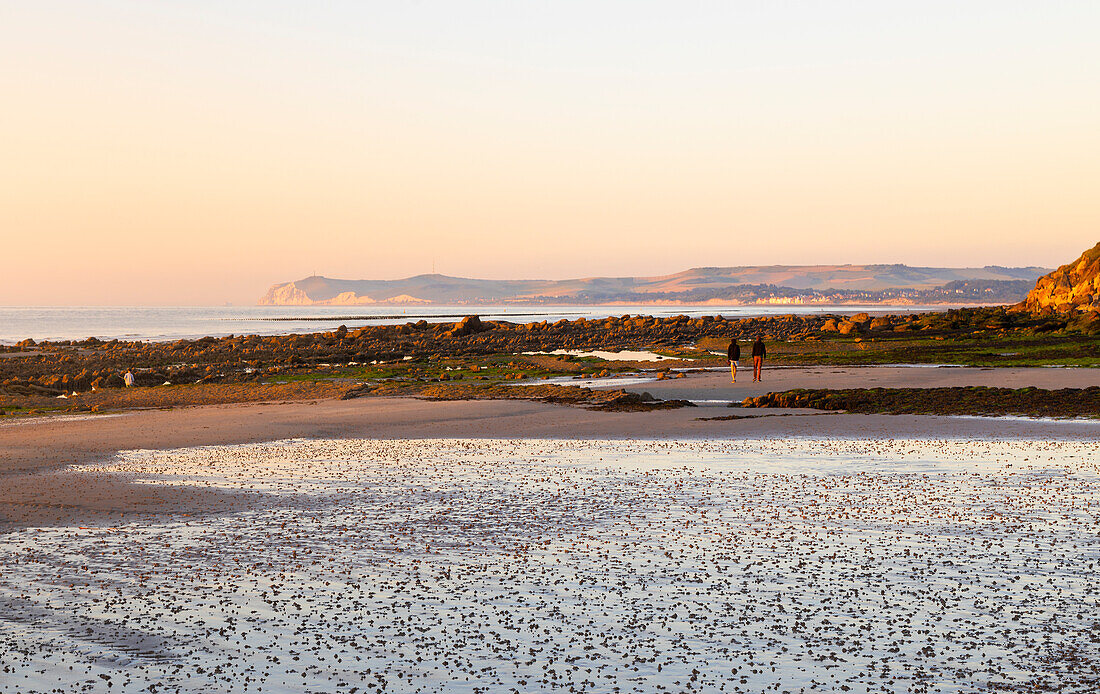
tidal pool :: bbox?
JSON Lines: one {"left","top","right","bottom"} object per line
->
{"left": 522, "top": 349, "right": 674, "bottom": 362}
{"left": 1, "top": 437, "right": 1098, "bottom": 693}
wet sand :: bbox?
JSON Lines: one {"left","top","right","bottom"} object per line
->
{"left": 3, "top": 383, "right": 1099, "bottom": 478}
{"left": 584, "top": 364, "right": 1100, "bottom": 403}
{"left": 3, "top": 363, "right": 1099, "bottom": 486}
{"left": 2, "top": 437, "right": 1098, "bottom": 692}
{"left": 3, "top": 365, "right": 1100, "bottom": 691}
{"left": 3, "top": 379, "right": 1099, "bottom": 532}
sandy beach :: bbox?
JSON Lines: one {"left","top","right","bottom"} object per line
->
{"left": 3, "top": 435, "right": 1098, "bottom": 692}
{"left": 2, "top": 364, "right": 1099, "bottom": 532}
{"left": 3, "top": 366, "right": 1099, "bottom": 692}
{"left": 9, "top": 1, "right": 1099, "bottom": 688}
{"left": 4, "top": 364, "right": 1100, "bottom": 477}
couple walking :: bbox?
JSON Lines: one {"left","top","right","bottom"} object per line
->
{"left": 727, "top": 336, "right": 766, "bottom": 383}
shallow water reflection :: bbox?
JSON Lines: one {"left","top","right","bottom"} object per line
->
{"left": 2, "top": 437, "right": 1098, "bottom": 693}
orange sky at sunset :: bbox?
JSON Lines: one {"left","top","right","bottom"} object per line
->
{"left": 2, "top": 2, "right": 1098, "bottom": 305}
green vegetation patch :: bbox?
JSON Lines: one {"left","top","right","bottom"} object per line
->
{"left": 264, "top": 354, "right": 598, "bottom": 386}
{"left": 341, "top": 380, "right": 693, "bottom": 411}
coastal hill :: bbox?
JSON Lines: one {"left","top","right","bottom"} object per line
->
{"left": 260, "top": 265, "right": 1049, "bottom": 306}
{"left": 1019, "top": 241, "right": 1100, "bottom": 314}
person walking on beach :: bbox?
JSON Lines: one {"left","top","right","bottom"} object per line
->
{"left": 123, "top": 369, "right": 135, "bottom": 387}
{"left": 727, "top": 339, "right": 740, "bottom": 383}
{"left": 751, "top": 336, "right": 766, "bottom": 382}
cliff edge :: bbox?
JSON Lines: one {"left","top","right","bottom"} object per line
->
{"left": 1019, "top": 242, "right": 1100, "bottom": 314}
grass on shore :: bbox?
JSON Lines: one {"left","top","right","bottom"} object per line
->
{"left": 259, "top": 352, "right": 670, "bottom": 388}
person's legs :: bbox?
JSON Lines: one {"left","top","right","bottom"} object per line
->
{"left": 753, "top": 356, "right": 762, "bottom": 381}
{"left": 730, "top": 360, "right": 737, "bottom": 382}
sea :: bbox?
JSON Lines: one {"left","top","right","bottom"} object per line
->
{"left": 0, "top": 304, "right": 959, "bottom": 345}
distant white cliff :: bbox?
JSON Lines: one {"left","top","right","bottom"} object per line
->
{"left": 260, "top": 278, "right": 433, "bottom": 306}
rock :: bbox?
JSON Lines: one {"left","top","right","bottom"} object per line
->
{"left": 447, "top": 315, "right": 489, "bottom": 338}
{"left": 869, "top": 317, "right": 892, "bottom": 331}
{"left": 1067, "top": 310, "right": 1100, "bottom": 335}
{"left": 838, "top": 320, "right": 861, "bottom": 335}
{"left": 820, "top": 319, "right": 839, "bottom": 332}
{"left": 1019, "top": 241, "right": 1100, "bottom": 314}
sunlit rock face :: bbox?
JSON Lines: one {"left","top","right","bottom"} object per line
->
{"left": 1021, "top": 242, "right": 1100, "bottom": 314}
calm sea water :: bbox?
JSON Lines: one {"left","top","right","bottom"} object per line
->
{"left": 0, "top": 304, "right": 954, "bottom": 344}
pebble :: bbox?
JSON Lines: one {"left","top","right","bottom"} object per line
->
{"left": 1, "top": 436, "right": 1097, "bottom": 693}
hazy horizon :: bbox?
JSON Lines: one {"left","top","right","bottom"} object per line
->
{"left": 0, "top": 259, "right": 1062, "bottom": 309}
{"left": 3, "top": 2, "right": 1098, "bottom": 306}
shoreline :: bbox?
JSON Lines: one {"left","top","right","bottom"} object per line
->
{"left": 0, "top": 302, "right": 975, "bottom": 346}
{"left": 5, "top": 393, "right": 1099, "bottom": 474}
{"left": 5, "top": 363, "right": 1100, "bottom": 476}
{"left": 3, "top": 395, "right": 1098, "bottom": 532}
{"left": 4, "top": 363, "right": 1098, "bottom": 533}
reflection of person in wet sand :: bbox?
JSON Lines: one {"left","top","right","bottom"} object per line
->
{"left": 727, "top": 339, "right": 740, "bottom": 383}
{"left": 752, "top": 336, "right": 766, "bottom": 382}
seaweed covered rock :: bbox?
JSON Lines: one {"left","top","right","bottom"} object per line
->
{"left": 1067, "top": 310, "right": 1100, "bottom": 335}
{"left": 742, "top": 386, "right": 1100, "bottom": 418}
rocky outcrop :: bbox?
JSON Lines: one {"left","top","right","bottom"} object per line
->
{"left": 1020, "top": 242, "right": 1100, "bottom": 315}
{"left": 0, "top": 307, "right": 1034, "bottom": 397}
{"left": 445, "top": 315, "right": 489, "bottom": 338}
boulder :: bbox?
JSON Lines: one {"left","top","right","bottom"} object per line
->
{"left": 447, "top": 315, "right": 489, "bottom": 338}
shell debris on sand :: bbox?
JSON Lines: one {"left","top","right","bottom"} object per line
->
{"left": 1, "top": 437, "right": 1098, "bottom": 693}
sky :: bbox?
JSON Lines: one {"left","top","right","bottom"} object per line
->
{"left": 2, "top": 1, "right": 1098, "bottom": 305}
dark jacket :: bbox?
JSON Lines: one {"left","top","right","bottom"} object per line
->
{"left": 727, "top": 341, "right": 740, "bottom": 361}
{"left": 752, "top": 340, "right": 766, "bottom": 358}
